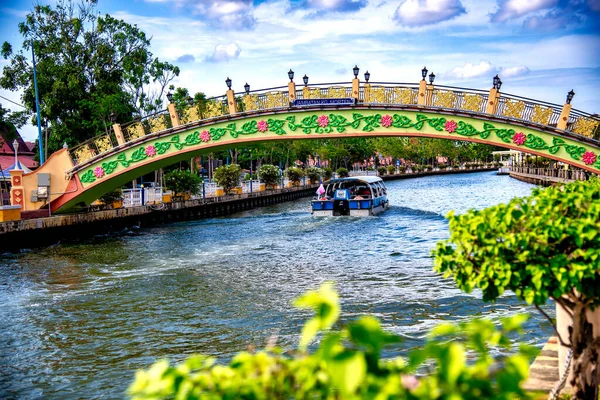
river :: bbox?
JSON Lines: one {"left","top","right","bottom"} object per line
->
{"left": 0, "top": 172, "right": 553, "bottom": 399}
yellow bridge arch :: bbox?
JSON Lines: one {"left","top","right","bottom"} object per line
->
{"left": 9, "top": 81, "right": 600, "bottom": 213}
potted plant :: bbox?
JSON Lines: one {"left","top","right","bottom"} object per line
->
{"left": 165, "top": 170, "right": 201, "bottom": 200}
{"left": 213, "top": 164, "right": 242, "bottom": 195}
{"left": 285, "top": 167, "right": 305, "bottom": 187}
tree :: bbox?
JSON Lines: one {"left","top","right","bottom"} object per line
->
{"left": 129, "top": 283, "right": 537, "bottom": 399}
{"left": 213, "top": 164, "right": 241, "bottom": 195}
{"left": 336, "top": 167, "right": 349, "bottom": 178}
{"left": 0, "top": 0, "right": 179, "bottom": 153}
{"left": 306, "top": 167, "right": 322, "bottom": 183}
{"left": 434, "top": 178, "right": 600, "bottom": 399}
{"left": 285, "top": 167, "right": 304, "bottom": 186}
{"left": 257, "top": 164, "right": 280, "bottom": 189}
{"left": 164, "top": 170, "right": 201, "bottom": 197}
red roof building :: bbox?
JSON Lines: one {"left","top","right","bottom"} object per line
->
{"left": 0, "top": 126, "right": 39, "bottom": 176}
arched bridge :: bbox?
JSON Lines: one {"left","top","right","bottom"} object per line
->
{"left": 9, "top": 73, "right": 600, "bottom": 213}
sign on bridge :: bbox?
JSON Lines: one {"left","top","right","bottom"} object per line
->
{"left": 293, "top": 98, "right": 356, "bottom": 107}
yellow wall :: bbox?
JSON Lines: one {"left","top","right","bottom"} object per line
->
{"left": 20, "top": 149, "right": 74, "bottom": 211}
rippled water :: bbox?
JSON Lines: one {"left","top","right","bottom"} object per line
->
{"left": 0, "top": 172, "right": 553, "bottom": 399}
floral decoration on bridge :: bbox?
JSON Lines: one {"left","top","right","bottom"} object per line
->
{"left": 512, "top": 132, "right": 526, "bottom": 146}
{"left": 200, "top": 130, "right": 211, "bottom": 142}
{"left": 257, "top": 120, "right": 268, "bottom": 132}
{"left": 145, "top": 145, "right": 156, "bottom": 157}
{"left": 444, "top": 120, "right": 457, "bottom": 133}
{"left": 79, "top": 112, "right": 600, "bottom": 184}
{"left": 582, "top": 151, "right": 597, "bottom": 165}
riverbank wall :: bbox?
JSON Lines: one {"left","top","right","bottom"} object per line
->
{"left": 509, "top": 166, "right": 590, "bottom": 187}
{"left": 0, "top": 186, "right": 317, "bottom": 251}
{"left": 0, "top": 168, "right": 496, "bottom": 251}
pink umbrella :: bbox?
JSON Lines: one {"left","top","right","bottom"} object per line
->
{"left": 316, "top": 184, "right": 325, "bottom": 196}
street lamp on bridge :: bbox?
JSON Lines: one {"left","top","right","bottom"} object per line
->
{"left": 353, "top": 65, "right": 359, "bottom": 78}
{"left": 288, "top": 69, "right": 294, "bottom": 82}
{"left": 244, "top": 83, "right": 250, "bottom": 95}
{"left": 428, "top": 72, "right": 435, "bottom": 85}
{"left": 496, "top": 79, "right": 503, "bottom": 90}
{"left": 303, "top": 74, "right": 309, "bottom": 86}
{"left": 566, "top": 89, "right": 575, "bottom": 104}
{"left": 225, "top": 77, "right": 232, "bottom": 90}
{"left": 166, "top": 91, "right": 173, "bottom": 103}
{"left": 364, "top": 70, "right": 370, "bottom": 82}
{"left": 493, "top": 74, "right": 500, "bottom": 89}
{"left": 421, "top": 66, "right": 428, "bottom": 80}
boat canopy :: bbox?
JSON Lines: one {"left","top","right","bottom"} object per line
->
{"left": 327, "top": 176, "right": 383, "bottom": 185}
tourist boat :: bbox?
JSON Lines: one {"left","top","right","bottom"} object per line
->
{"left": 311, "top": 176, "right": 389, "bottom": 216}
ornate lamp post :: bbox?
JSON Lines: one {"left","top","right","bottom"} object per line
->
{"left": 303, "top": 74, "right": 309, "bottom": 86}
{"left": 288, "top": 69, "right": 294, "bottom": 82}
{"left": 353, "top": 65, "right": 359, "bottom": 78}
{"left": 12, "top": 139, "right": 19, "bottom": 169}
{"left": 225, "top": 77, "right": 232, "bottom": 89}
{"left": 421, "top": 66, "right": 428, "bottom": 80}
{"left": 428, "top": 72, "right": 436, "bottom": 85}
{"left": 493, "top": 74, "right": 500, "bottom": 89}
{"left": 166, "top": 92, "right": 173, "bottom": 103}
{"left": 364, "top": 71, "right": 370, "bottom": 82}
{"left": 244, "top": 83, "right": 250, "bottom": 95}
{"left": 566, "top": 89, "right": 575, "bottom": 104}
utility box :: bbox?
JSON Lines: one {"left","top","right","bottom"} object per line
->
{"left": 37, "top": 173, "right": 51, "bottom": 199}
{"left": 38, "top": 173, "right": 51, "bottom": 187}
{"left": 31, "top": 190, "right": 38, "bottom": 202}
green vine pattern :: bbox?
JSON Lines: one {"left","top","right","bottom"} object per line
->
{"left": 79, "top": 113, "right": 600, "bottom": 183}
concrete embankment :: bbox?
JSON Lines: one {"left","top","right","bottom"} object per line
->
{"left": 0, "top": 168, "right": 496, "bottom": 251}
{"left": 0, "top": 186, "right": 317, "bottom": 251}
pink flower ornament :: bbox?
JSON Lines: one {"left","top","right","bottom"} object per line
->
{"left": 93, "top": 167, "right": 105, "bottom": 179}
{"left": 381, "top": 114, "right": 393, "bottom": 128}
{"left": 257, "top": 120, "right": 268, "bottom": 132}
{"left": 513, "top": 132, "right": 526, "bottom": 146}
{"left": 444, "top": 120, "right": 457, "bottom": 133}
{"left": 317, "top": 115, "right": 329, "bottom": 128}
{"left": 145, "top": 145, "right": 156, "bottom": 157}
{"left": 200, "top": 130, "right": 211, "bottom": 142}
{"left": 582, "top": 151, "right": 597, "bottom": 165}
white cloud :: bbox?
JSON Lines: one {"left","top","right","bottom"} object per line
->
{"left": 306, "top": 0, "right": 367, "bottom": 12}
{"left": 490, "top": 0, "right": 557, "bottom": 22}
{"left": 205, "top": 42, "right": 242, "bottom": 62}
{"left": 394, "top": 0, "right": 466, "bottom": 26}
{"left": 499, "top": 65, "right": 529, "bottom": 77}
{"left": 448, "top": 61, "right": 494, "bottom": 78}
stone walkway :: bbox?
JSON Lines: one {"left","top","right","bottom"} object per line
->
{"left": 523, "top": 336, "right": 571, "bottom": 395}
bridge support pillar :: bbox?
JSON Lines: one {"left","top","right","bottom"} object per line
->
{"left": 486, "top": 87, "right": 499, "bottom": 114}
{"left": 113, "top": 123, "right": 126, "bottom": 146}
{"left": 425, "top": 84, "right": 434, "bottom": 106}
{"left": 418, "top": 80, "right": 426, "bottom": 105}
{"left": 363, "top": 83, "right": 371, "bottom": 102}
{"left": 226, "top": 89, "right": 237, "bottom": 114}
{"left": 352, "top": 78, "right": 360, "bottom": 101}
{"left": 288, "top": 82, "right": 296, "bottom": 104}
{"left": 557, "top": 103, "right": 572, "bottom": 130}
{"left": 168, "top": 103, "right": 181, "bottom": 127}
{"left": 9, "top": 169, "right": 25, "bottom": 210}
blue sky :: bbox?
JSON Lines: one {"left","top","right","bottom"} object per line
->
{"left": 1, "top": 0, "right": 599, "bottom": 141}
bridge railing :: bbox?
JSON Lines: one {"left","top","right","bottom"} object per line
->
{"left": 236, "top": 86, "right": 289, "bottom": 112}
{"left": 69, "top": 127, "right": 120, "bottom": 166}
{"left": 67, "top": 79, "right": 600, "bottom": 169}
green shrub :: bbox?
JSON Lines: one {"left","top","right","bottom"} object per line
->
{"left": 257, "top": 164, "right": 281, "bottom": 189}
{"left": 165, "top": 170, "right": 201, "bottom": 196}
{"left": 398, "top": 166, "right": 407, "bottom": 173}
{"left": 434, "top": 178, "right": 600, "bottom": 398}
{"left": 336, "top": 167, "right": 349, "bottom": 178}
{"left": 377, "top": 166, "right": 387, "bottom": 176}
{"left": 98, "top": 188, "right": 123, "bottom": 205}
{"left": 129, "top": 283, "right": 537, "bottom": 399}
{"left": 306, "top": 167, "right": 323, "bottom": 183}
{"left": 387, "top": 165, "right": 396, "bottom": 175}
{"left": 285, "top": 167, "right": 305, "bottom": 186}
{"left": 213, "top": 164, "right": 242, "bottom": 194}
{"left": 322, "top": 167, "right": 333, "bottom": 181}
